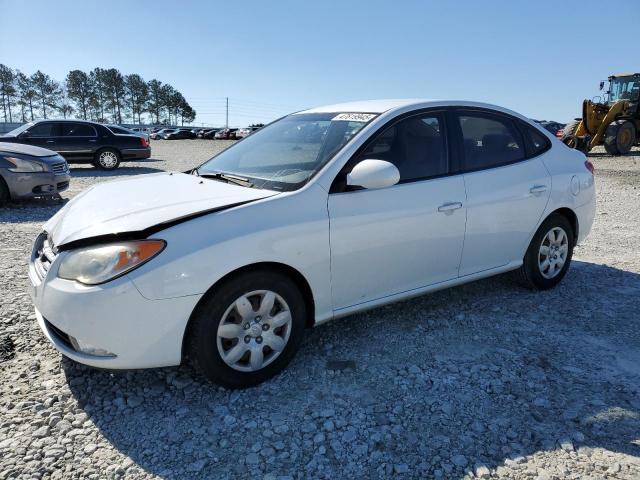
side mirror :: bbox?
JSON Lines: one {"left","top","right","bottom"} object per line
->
{"left": 18, "top": 131, "right": 29, "bottom": 138}
{"left": 347, "top": 159, "right": 400, "bottom": 190}
{"left": 599, "top": 81, "right": 605, "bottom": 91}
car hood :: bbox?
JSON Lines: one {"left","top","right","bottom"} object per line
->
{"left": 45, "top": 172, "right": 278, "bottom": 248}
{"left": 0, "top": 141, "right": 58, "bottom": 157}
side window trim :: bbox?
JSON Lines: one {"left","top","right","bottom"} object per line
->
{"left": 329, "top": 108, "right": 452, "bottom": 193}
{"left": 451, "top": 107, "right": 529, "bottom": 174}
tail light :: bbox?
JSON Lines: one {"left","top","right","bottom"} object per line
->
{"left": 584, "top": 160, "right": 595, "bottom": 174}
{"left": 140, "top": 136, "right": 149, "bottom": 148}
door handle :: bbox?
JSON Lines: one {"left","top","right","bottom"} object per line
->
{"left": 88, "top": 139, "right": 97, "bottom": 143}
{"left": 438, "top": 202, "right": 463, "bottom": 213}
{"left": 529, "top": 185, "right": 548, "bottom": 194}
{"left": 46, "top": 140, "right": 55, "bottom": 144}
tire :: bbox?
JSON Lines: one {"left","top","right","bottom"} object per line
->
{"left": 94, "top": 148, "right": 121, "bottom": 170}
{"left": 187, "top": 270, "right": 307, "bottom": 388}
{"left": 0, "top": 178, "right": 10, "bottom": 206}
{"left": 604, "top": 120, "right": 636, "bottom": 156}
{"left": 561, "top": 120, "right": 590, "bottom": 152}
{"left": 518, "top": 214, "right": 574, "bottom": 290}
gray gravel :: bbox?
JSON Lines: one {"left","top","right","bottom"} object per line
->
{"left": 1, "top": 141, "right": 639, "bottom": 479}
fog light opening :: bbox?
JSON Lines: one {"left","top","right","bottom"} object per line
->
{"left": 68, "top": 335, "right": 116, "bottom": 357}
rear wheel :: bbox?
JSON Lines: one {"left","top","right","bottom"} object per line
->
{"left": 94, "top": 148, "right": 121, "bottom": 170}
{"left": 518, "top": 214, "right": 574, "bottom": 290}
{"left": 187, "top": 270, "right": 306, "bottom": 388}
{"left": 604, "top": 120, "right": 635, "bottom": 156}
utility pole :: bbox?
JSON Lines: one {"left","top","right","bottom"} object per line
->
{"left": 225, "top": 97, "right": 229, "bottom": 129}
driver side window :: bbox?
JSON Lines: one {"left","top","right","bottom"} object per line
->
{"left": 27, "top": 123, "right": 56, "bottom": 137}
{"left": 354, "top": 114, "right": 448, "bottom": 182}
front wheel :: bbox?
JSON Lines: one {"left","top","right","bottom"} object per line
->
{"left": 94, "top": 149, "right": 121, "bottom": 170}
{"left": 187, "top": 270, "right": 306, "bottom": 388}
{"left": 518, "top": 214, "right": 574, "bottom": 290}
{"left": 604, "top": 120, "right": 636, "bottom": 156}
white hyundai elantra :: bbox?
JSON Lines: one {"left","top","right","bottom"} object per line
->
{"left": 29, "top": 100, "right": 595, "bottom": 387}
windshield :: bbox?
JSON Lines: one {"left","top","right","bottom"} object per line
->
{"left": 4, "top": 122, "right": 34, "bottom": 136}
{"left": 609, "top": 77, "right": 640, "bottom": 103}
{"left": 198, "top": 112, "right": 376, "bottom": 191}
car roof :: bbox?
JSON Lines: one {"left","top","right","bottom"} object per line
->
{"left": 0, "top": 142, "right": 58, "bottom": 157}
{"left": 297, "top": 99, "right": 530, "bottom": 118}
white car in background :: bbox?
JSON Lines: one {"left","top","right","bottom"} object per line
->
{"left": 235, "top": 126, "right": 261, "bottom": 138}
{"left": 29, "top": 99, "right": 595, "bottom": 388}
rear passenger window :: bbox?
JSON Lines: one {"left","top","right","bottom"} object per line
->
{"left": 523, "top": 124, "right": 551, "bottom": 156}
{"left": 61, "top": 123, "right": 96, "bottom": 137}
{"left": 458, "top": 113, "right": 524, "bottom": 171}
{"left": 357, "top": 114, "right": 447, "bottom": 182}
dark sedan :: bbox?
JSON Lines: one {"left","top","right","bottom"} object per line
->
{"left": 165, "top": 129, "right": 197, "bottom": 140}
{"left": 214, "top": 128, "right": 238, "bottom": 140}
{"left": 0, "top": 142, "right": 70, "bottom": 205}
{"left": 1, "top": 120, "right": 150, "bottom": 170}
{"left": 202, "top": 128, "right": 220, "bottom": 139}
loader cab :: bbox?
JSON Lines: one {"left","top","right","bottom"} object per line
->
{"left": 607, "top": 74, "right": 640, "bottom": 105}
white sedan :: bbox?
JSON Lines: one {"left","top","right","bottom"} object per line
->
{"left": 29, "top": 100, "right": 595, "bottom": 388}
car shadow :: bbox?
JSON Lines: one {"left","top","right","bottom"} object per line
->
{"left": 70, "top": 165, "right": 165, "bottom": 177}
{"left": 63, "top": 260, "right": 640, "bottom": 479}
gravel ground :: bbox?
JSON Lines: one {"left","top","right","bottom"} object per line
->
{"left": 1, "top": 140, "right": 639, "bottom": 480}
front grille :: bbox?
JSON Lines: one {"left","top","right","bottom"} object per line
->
{"left": 51, "top": 162, "right": 68, "bottom": 174}
{"left": 43, "top": 318, "right": 74, "bottom": 350}
{"left": 33, "top": 233, "right": 58, "bottom": 282}
{"left": 56, "top": 181, "right": 69, "bottom": 191}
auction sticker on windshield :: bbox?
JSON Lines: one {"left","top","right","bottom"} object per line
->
{"left": 332, "top": 113, "right": 377, "bottom": 122}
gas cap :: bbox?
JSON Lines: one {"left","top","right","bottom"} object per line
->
{"left": 570, "top": 175, "right": 580, "bottom": 196}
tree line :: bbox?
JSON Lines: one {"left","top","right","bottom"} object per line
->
{"left": 0, "top": 64, "right": 196, "bottom": 126}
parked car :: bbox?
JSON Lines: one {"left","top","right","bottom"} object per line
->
{"left": 164, "top": 129, "right": 196, "bottom": 140}
{"left": 0, "top": 142, "right": 70, "bottom": 205}
{"left": 1, "top": 120, "right": 150, "bottom": 170}
{"left": 235, "top": 126, "right": 261, "bottom": 139}
{"left": 532, "top": 120, "right": 565, "bottom": 137}
{"left": 107, "top": 124, "right": 150, "bottom": 143}
{"left": 202, "top": 129, "right": 220, "bottom": 139}
{"left": 214, "top": 128, "right": 238, "bottom": 140}
{"left": 150, "top": 128, "right": 176, "bottom": 140}
{"left": 28, "top": 99, "right": 595, "bottom": 388}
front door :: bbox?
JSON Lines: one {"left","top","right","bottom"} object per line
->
{"left": 328, "top": 112, "right": 467, "bottom": 310}
{"left": 22, "top": 122, "right": 58, "bottom": 150}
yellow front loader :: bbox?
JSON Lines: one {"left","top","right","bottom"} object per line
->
{"left": 562, "top": 73, "right": 640, "bottom": 155}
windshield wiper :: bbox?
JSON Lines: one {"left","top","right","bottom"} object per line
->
{"left": 200, "top": 171, "right": 254, "bottom": 188}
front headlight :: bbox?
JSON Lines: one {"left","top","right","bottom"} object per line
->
{"left": 6, "top": 156, "right": 46, "bottom": 172}
{"left": 58, "top": 240, "right": 166, "bottom": 285}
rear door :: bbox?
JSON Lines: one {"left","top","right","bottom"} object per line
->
{"left": 452, "top": 109, "right": 551, "bottom": 276}
{"left": 57, "top": 123, "right": 98, "bottom": 161}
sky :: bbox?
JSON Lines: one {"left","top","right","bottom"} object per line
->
{"left": 1, "top": 0, "right": 638, "bottom": 127}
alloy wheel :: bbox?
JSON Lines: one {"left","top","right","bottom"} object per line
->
{"left": 98, "top": 151, "right": 118, "bottom": 169}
